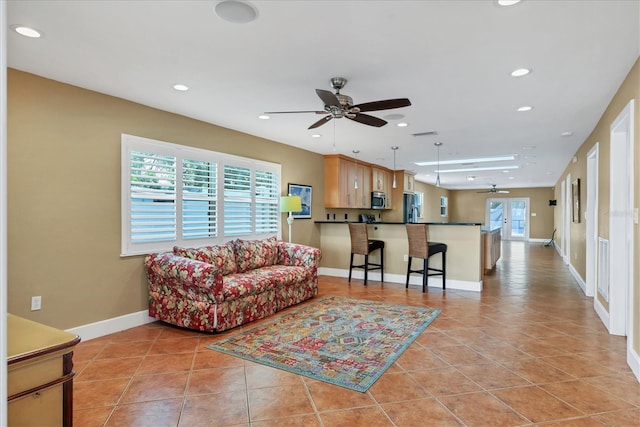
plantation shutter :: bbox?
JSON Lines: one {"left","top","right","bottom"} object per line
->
{"left": 223, "top": 164, "right": 252, "bottom": 237}
{"left": 182, "top": 158, "right": 217, "bottom": 239}
{"left": 129, "top": 151, "right": 177, "bottom": 243}
{"left": 255, "top": 169, "right": 279, "bottom": 234}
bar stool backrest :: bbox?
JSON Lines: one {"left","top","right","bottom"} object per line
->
{"left": 349, "top": 223, "right": 370, "bottom": 255}
{"left": 406, "top": 223, "right": 429, "bottom": 259}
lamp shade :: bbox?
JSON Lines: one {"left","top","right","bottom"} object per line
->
{"left": 280, "top": 195, "right": 302, "bottom": 213}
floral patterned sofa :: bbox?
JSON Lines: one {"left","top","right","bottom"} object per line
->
{"left": 144, "top": 237, "right": 322, "bottom": 332}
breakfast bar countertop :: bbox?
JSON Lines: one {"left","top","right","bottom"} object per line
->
{"left": 314, "top": 221, "right": 483, "bottom": 226}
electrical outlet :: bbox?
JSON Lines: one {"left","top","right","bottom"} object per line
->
{"left": 31, "top": 296, "right": 42, "bottom": 311}
{"left": 403, "top": 254, "right": 409, "bottom": 262}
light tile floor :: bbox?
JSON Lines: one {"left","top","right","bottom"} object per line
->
{"left": 73, "top": 242, "right": 640, "bottom": 426}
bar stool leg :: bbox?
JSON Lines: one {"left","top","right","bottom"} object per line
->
{"left": 363, "top": 254, "right": 369, "bottom": 285}
{"left": 405, "top": 256, "right": 412, "bottom": 288}
{"left": 442, "top": 251, "right": 446, "bottom": 289}
{"left": 422, "top": 258, "right": 428, "bottom": 292}
{"left": 348, "top": 253, "right": 354, "bottom": 282}
{"left": 380, "top": 249, "right": 384, "bottom": 283}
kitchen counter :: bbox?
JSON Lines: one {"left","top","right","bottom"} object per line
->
{"left": 315, "top": 221, "right": 483, "bottom": 226}
{"left": 316, "top": 221, "right": 484, "bottom": 291}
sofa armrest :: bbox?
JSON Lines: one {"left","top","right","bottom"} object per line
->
{"left": 144, "top": 252, "right": 224, "bottom": 301}
{"left": 276, "top": 242, "right": 322, "bottom": 269}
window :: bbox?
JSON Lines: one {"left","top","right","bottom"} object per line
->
{"left": 440, "top": 196, "right": 448, "bottom": 217}
{"left": 122, "top": 134, "right": 280, "bottom": 256}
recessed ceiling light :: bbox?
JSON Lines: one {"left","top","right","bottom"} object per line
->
{"left": 467, "top": 176, "right": 476, "bottom": 181}
{"left": 437, "top": 165, "right": 520, "bottom": 173}
{"left": 173, "top": 84, "right": 189, "bottom": 91}
{"left": 511, "top": 68, "right": 530, "bottom": 77}
{"left": 215, "top": 1, "right": 258, "bottom": 23}
{"left": 311, "top": 134, "right": 321, "bottom": 138}
{"left": 397, "top": 122, "right": 408, "bottom": 127}
{"left": 561, "top": 131, "right": 574, "bottom": 137}
{"left": 498, "top": 0, "right": 522, "bottom": 6}
{"left": 415, "top": 155, "right": 516, "bottom": 166}
{"left": 12, "top": 25, "right": 42, "bottom": 38}
{"left": 508, "top": 176, "right": 515, "bottom": 179}
{"left": 517, "top": 106, "right": 533, "bottom": 112}
{"left": 258, "top": 115, "right": 270, "bottom": 120}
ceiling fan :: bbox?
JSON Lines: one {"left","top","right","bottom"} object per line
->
{"left": 477, "top": 184, "right": 510, "bottom": 194}
{"left": 264, "top": 77, "right": 411, "bottom": 129}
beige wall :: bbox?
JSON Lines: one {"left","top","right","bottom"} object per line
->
{"left": 448, "top": 187, "right": 555, "bottom": 239}
{"left": 7, "top": 69, "right": 324, "bottom": 329}
{"left": 554, "top": 58, "right": 639, "bottom": 355}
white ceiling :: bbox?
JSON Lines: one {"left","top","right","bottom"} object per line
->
{"left": 7, "top": 0, "right": 639, "bottom": 190}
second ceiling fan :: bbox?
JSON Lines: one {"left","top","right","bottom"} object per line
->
{"left": 477, "top": 184, "right": 510, "bottom": 194}
{"left": 265, "top": 77, "right": 411, "bottom": 129}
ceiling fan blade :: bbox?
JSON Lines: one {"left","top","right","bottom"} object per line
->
{"left": 349, "top": 113, "right": 387, "bottom": 127}
{"left": 308, "top": 115, "right": 333, "bottom": 129}
{"left": 497, "top": 190, "right": 510, "bottom": 194}
{"left": 316, "top": 89, "right": 341, "bottom": 108}
{"left": 264, "top": 110, "right": 326, "bottom": 114}
{"left": 351, "top": 98, "right": 411, "bottom": 112}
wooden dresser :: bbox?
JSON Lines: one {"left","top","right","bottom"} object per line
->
{"left": 7, "top": 314, "right": 81, "bottom": 426}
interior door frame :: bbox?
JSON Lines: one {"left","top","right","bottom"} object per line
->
{"left": 585, "top": 143, "right": 599, "bottom": 298}
{"left": 608, "top": 99, "right": 634, "bottom": 338}
{"left": 564, "top": 174, "right": 572, "bottom": 265}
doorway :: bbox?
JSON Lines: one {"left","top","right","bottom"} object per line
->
{"left": 607, "top": 100, "right": 634, "bottom": 338}
{"left": 486, "top": 198, "right": 529, "bottom": 241}
{"left": 585, "top": 144, "right": 599, "bottom": 298}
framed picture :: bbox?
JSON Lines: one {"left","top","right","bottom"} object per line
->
{"left": 572, "top": 178, "right": 580, "bottom": 223}
{"left": 288, "top": 183, "right": 312, "bottom": 218}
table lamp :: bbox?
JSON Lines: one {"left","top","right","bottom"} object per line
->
{"left": 280, "top": 195, "right": 302, "bottom": 243}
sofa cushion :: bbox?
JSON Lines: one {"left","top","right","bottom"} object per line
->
{"left": 173, "top": 242, "right": 237, "bottom": 275}
{"left": 233, "top": 236, "right": 278, "bottom": 273}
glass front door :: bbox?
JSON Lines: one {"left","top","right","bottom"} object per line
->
{"left": 486, "top": 198, "right": 529, "bottom": 241}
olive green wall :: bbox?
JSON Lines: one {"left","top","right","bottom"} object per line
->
{"left": 7, "top": 69, "right": 324, "bottom": 329}
{"left": 555, "top": 58, "right": 639, "bottom": 356}
{"left": 448, "top": 187, "right": 555, "bottom": 239}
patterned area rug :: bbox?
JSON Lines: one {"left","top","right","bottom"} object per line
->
{"left": 207, "top": 295, "right": 440, "bottom": 392}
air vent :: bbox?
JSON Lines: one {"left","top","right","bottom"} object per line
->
{"left": 412, "top": 131, "right": 438, "bottom": 137}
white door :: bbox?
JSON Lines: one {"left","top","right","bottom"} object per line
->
{"left": 486, "top": 198, "right": 529, "bottom": 241}
{"left": 585, "top": 144, "right": 599, "bottom": 297}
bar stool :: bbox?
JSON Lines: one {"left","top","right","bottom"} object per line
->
{"left": 405, "top": 223, "right": 447, "bottom": 292}
{"left": 348, "top": 223, "right": 384, "bottom": 285}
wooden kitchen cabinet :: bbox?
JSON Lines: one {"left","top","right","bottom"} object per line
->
{"left": 325, "top": 154, "right": 371, "bottom": 208}
{"left": 403, "top": 172, "right": 415, "bottom": 193}
{"left": 8, "top": 314, "right": 80, "bottom": 427}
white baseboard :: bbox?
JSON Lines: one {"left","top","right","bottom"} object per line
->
{"left": 628, "top": 346, "right": 640, "bottom": 383}
{"left": 318, "top": 267, "right": 482, "bottom": 292}
{"left": 65, "top": 310, "right": 156, "bottom": 342}
{"left": 528, "top": 238, "right": 547, "bottom": 243}
{"left": 594, "top": 297, "right": 610, "bottom": 333}
{"left": 568, "top": 263, "right": 587, "bottom": 294}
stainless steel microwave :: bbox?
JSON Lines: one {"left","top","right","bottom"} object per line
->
{"left": 371, "top": 191, "right": 386, "bottom": 209}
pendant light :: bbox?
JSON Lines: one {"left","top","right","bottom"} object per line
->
{"left": 353, "top": 150, "right": 360, "bottom": 189}
{"left": 434, "top": 142, "right": 443, "bottom": 187}
{"left": 391, "top": 146, "right": 399, "bottom": 188}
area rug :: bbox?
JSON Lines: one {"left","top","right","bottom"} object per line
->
{"left": 207, "top": 295, "right": 440, "bottom": 392}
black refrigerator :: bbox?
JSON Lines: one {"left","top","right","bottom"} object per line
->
{"left": 403, "top": 193, "right": 418, "bottom": 223}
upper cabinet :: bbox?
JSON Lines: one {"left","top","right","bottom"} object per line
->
{"left": 403, "top": 172, "right": 416, "bottom": 193}
{"left": 371, "top": 167, "right": 392, "bottom": 193}
{"left": 324, "top": 154, "right": 371, "bottom": 209}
